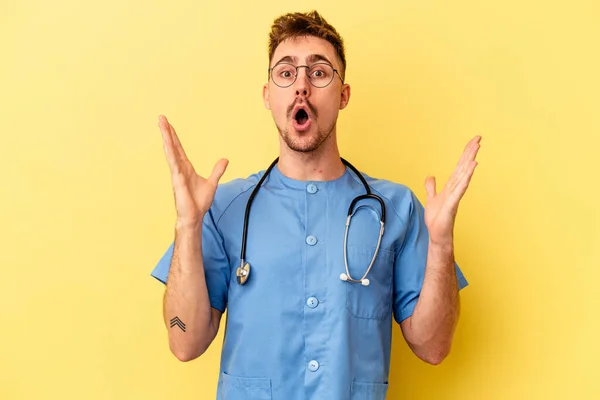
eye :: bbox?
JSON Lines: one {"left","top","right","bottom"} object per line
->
{"left": 309, "top": 64, "right": 331, "bottom": 79}
{"left": 274, "top": 64, "right": 295, "bottom": 80}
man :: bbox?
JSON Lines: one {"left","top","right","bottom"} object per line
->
{"left": 151, "top": 10, "right": 481, "bottom": 400}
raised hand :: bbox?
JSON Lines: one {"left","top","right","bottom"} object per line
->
{"left": 158, "top": 115, "right": 229, "bottom": 226}
{"left": 424, "top": 136, "right": 481, "bottom": 246}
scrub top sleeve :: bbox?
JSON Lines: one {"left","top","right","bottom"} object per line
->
{"left": 392, "top": 191, "right": 468, "bottom": 324}
{"left": 200, "top": 209, "right": 231, "bottom": 312}
{"left": 150, "top": 209, "right": 231, "bottom": 313}
{"left": 150, "top": 241, "right": 174, "bottom": 285}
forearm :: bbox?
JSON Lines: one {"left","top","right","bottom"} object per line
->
{"left": 163, "top": 218, "right": 216, "bottom": 361}
{"left": 405, "top": 240, "right": 460, "bottom": 364}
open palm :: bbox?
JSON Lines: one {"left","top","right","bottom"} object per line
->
{"left": 159, "top": 115, "right": 228, "bottom": 224}
{"left": 424, "top": 136, "right": 481, "bottom": 246}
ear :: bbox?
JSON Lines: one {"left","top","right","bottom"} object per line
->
{"left": 339, "top": 83, "right": 351, "bottom": 110}
{"left": 263, "top": 84, "right": 271, "bottom": 110}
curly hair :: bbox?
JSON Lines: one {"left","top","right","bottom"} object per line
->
{"left": 268, "top": 10, "right": 346, "bottom": 80}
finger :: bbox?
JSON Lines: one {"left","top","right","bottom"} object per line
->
{"left": 158, "top": 115, "right": 179, "bottom": 175}
{"left": 458, "top": 159, "right": 477, "bottom": 186}
{"left": 424, "top": 176, "right": 437, "bottom": 199}
{"left": 470, "top": 138, "right": 482, "bottom": 161}
{"left": 467, "top": 136, "right": 482, "bottom": 162}
{"left": 456, "top": 135, "right": 482, "bottom": 168}
{"left": 464, "top": 136, "right": 481, "bottom": 162}
{"left": 448, "top": 160, "right": 478, "bottom": 203}
{"left": 168, "top": 122, "right": 191, "bottom": 166}
{"left": 209, "top": 158, "right": 229, "bottom": 185}
{"left": 459, "top": 139, "right": 481, "bottom": 179}
{"left": 166, "top": 121, "right": 196, "bottom": 177}
{"left": 446, "top": 156, "right": 470, "bottom": 196}
{"left": 455, "top": 137, "right": 474, "bottom": 167}
{"left": 452, "top": 136, "right": 481, "bottom": 184}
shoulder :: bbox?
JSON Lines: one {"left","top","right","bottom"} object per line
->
{"left": 209, "top": 169, "right": 266, "bottom": 221}
{"left": 354, "top": 171, "right": 423, "bottom": 225}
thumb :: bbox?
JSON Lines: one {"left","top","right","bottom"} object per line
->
{"left": 209, "top": 158, "right": 229, "bottom": 185}
{"left": 425, "top": 176, "right": 437, "bottom": 199}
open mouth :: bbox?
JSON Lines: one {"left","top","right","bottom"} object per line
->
{"left": 295, "top": 108, "right": 309, "bottom": 125}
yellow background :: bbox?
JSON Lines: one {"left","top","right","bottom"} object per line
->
{"left": 1, "top": 0, "right": 598, "bottom": 399}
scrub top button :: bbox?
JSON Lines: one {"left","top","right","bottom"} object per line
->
{"left": 308, "top": 360, "right": 320, "bottom": 372}
{"left": 307, "top": 184, "right": 318, "bottom": 194}
{"left": 307, "top": 297, "right": 319, "bottom": 308}
{"left": 306, "top": 236, "right": 317, "bottom": 246}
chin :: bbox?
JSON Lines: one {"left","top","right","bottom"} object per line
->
{"left": 285, "top": 137, "right": 321, "bottom": 153}
{"left": 283, "top": 128, "right": 328, "bottom": 153}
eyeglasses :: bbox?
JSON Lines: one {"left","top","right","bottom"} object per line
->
{"left": 269, "top": 62, "right": 344, "bottom": 88}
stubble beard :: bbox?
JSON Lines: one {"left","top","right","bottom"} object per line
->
{"left": 277, "top": 122, "right": 335, "bottom": 153}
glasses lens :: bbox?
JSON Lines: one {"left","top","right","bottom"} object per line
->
{"left": 270, "top": 63, "right": 336, "bottom": 88}
{"left": 271, "top": 63, "right": 296, "bottom": 87}
{"left": 308, "top": 63, "right": 334, "bottom": 87}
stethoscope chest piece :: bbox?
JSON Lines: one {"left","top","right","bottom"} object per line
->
{"left": 236, "top": 262, "right": 250, "bottom": 285}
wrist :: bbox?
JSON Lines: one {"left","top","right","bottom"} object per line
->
{"left": 429, "top": 240, "right": 454, "bottom": 262}
{"left": 428, "top": 239, "right": 454, "bottom": 255}
{"left": 175, "top": 216, "right": 204, "bottom": 232}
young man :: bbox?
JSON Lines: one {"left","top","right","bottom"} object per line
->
{"left": 151, "top": 10, "right": 481, "bottom": 400}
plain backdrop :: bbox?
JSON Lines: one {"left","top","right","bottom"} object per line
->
{"left": 1, "top": 0, "right": 598, "bottom": 399}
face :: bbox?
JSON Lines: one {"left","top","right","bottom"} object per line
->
{"left": 263, "top": 36, "right": 351, "bottom": 153}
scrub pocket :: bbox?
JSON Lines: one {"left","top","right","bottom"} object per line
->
{"left": 345, "top": 245, "right": 395, "bottom": 319}
{"left": 351, "top": 381, "right": 389, "bottom": 400}
{"left": 219, "top": 371, "right": 272, "bottom": 400}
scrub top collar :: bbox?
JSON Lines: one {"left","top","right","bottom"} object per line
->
{"left": 269, "top": 162, "right": 352, "bottom": 190}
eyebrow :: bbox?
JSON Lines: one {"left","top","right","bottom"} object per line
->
{"left": 273, "top": 53, "right": 335, "bottom": 67}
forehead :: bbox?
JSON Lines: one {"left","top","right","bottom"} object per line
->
{"left": 271, "top": 36, "right": 339, "bottom": 67}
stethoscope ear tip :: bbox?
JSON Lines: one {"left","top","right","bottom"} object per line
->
{"left": 340, "top": 273, "right": 370, "bottom": 286}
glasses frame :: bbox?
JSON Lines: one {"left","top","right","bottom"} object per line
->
{"left": 268, "top": 62, "right": 344, "bottom": 88}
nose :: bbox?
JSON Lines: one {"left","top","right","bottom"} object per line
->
{"left": 293, "top": 67, "right": 311, "bottom": 97}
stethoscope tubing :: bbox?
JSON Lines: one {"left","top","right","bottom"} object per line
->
{"left": 238, "top": 157, "right": 385, "bottom": 285}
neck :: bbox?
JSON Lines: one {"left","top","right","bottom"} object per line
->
{"left": 277, "top": 134, "right": 345, "bottom": 181}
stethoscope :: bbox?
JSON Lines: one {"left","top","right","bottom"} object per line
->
{"left": 236, "top": 157, "right": 386, "bottom": 287}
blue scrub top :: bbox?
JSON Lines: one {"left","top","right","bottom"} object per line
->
{"left": 151, "top": 163, "right": 468, "bottom": 400}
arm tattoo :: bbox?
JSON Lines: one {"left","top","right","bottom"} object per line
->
{"left": 170, "top": 316, "right": 186, "bottom": 332}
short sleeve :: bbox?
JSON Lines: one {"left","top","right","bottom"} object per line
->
{"left": 392, "top": 191, "right": 468, "bottom": 324}
{"left": 150, "top": 209, "right": 231, "bottom": 313}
